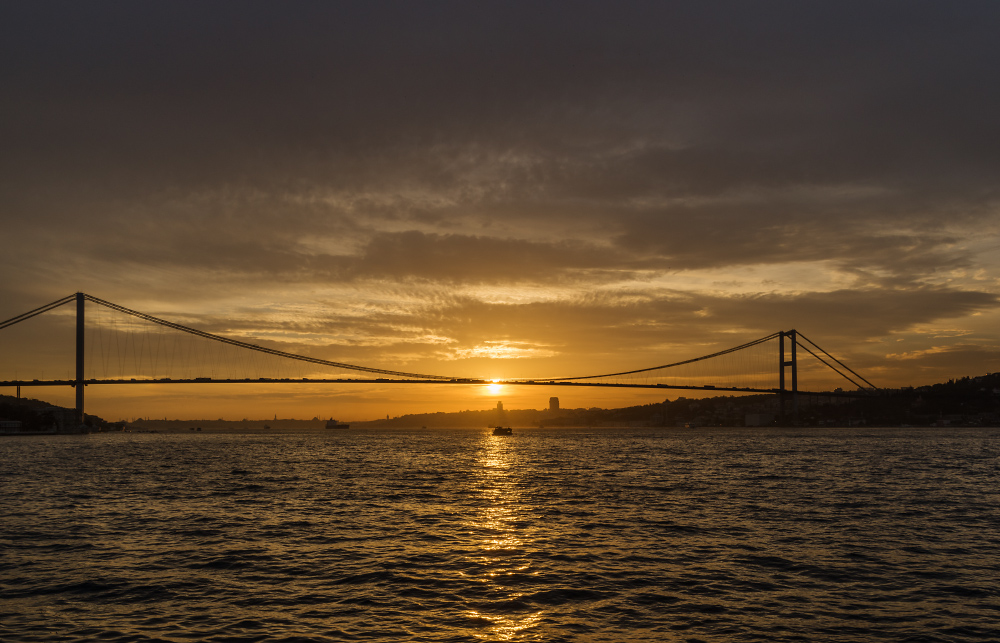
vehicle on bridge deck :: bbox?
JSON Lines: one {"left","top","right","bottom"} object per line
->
{"left": 326, "top": 419, "right": 350, "bottom": 430}
{"left": 492, "top": 426, "right": 513, "bottom": 436}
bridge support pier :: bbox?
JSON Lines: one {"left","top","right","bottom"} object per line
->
{"left": 778, "top": 330, "right": 799, "bottom": 426}
{"left": 75, "top": 292, "right": 84, "bottom": 426}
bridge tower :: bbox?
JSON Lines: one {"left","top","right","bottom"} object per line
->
{"left": 778, "top": 330, "right": 799, "bottom": 425}
{"left": 75, "top": 292, "right": 84, "bottom": 425}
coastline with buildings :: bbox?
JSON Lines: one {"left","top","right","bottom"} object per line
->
{"left": 354, "top": 374, "right": 1000, "bottom": 429}
{"left": 3, "top": 372, "right": 1000, "bottom": 434}
{"left": 0, "top": 394, "right": 123, "bottom": 435}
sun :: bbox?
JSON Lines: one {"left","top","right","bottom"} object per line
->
{"left": 487, "top": 380, "right": 504, "bottom": 394}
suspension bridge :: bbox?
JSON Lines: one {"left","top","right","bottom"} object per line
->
{"left": 1, "top": 293, "right": 878, "bottom": 424}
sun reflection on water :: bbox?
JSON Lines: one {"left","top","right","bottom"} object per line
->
{"left": 463, "top": 431, "right": 544, "bottom": 641}
{"left": 465, "top": 609, "right": 545, "bottom": 641}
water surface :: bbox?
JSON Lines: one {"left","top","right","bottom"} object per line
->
{"left": 1, "top": 427, "right": 998, "bottom": 641}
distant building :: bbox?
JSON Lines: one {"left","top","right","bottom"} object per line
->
{"left": 45, "top": 406, "right": 79, "bottom": 432}
{"left": 0, "top": 420, "right": 23, "bottom": 434}
{"left": 549, "top": 397, "right": 559, "bottom": 411}
{"left": 497, "top": 401, "right": 504, "bottom": 412}
{"left": 745, "top": 413, "right": 774, "bottom": 427}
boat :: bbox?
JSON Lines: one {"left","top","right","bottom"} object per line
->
{"left": 325, "top": 419, "right": 350, "bottom": 430}
{"left": 492, "top": 426, "right": 513, "bottom": 436}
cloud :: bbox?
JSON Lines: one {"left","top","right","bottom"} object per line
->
{"left": 451, "top": 341, "right": 557, "bottom": 361}
{"left": 881, "top": 343, "right": 1000, "bottom": 384}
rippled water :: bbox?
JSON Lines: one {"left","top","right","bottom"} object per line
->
{"left": 1, "top": 427, "right": 998, "bottom": 642}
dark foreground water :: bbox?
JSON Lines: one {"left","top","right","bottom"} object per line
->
{"left": 1, "top": 427, "right": 998, "bottom": 642}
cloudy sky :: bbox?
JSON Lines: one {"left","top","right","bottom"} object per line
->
{"left": 2, "top": 2, "right": 1000, "bottom": 420}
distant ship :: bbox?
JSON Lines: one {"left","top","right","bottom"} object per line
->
{"left": 325, "top": 419, "right": 350, "bottom": 430}
{"left": 492, "top": 426, "right": 512, "bottom": 436}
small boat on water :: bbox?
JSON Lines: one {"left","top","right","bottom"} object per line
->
{"left": 492, "top": 426, "right": 513, "bottom": 436}
{"left": 326, "top": 419, "right": 350, "bottom": 430}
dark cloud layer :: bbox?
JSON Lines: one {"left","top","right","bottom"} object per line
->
{"left": 5, "top": 2, "right": 999, "bottom": 186}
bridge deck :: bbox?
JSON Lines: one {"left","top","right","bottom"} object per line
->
{"left": 0, "top": 378, "right": 866, "bottom": 397}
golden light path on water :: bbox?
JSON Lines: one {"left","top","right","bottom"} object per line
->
{"left": 464, "top": 433, "right": 544, "bottom": 641}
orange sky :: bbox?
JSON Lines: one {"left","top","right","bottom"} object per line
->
{"left": 2, "top": 4, "right": 1000, "bottom": 420}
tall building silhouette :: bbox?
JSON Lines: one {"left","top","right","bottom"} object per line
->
{"left": 549, "top": 397, "right": 559, "bottom": 411}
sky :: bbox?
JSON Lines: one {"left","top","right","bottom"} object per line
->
{"left": 2, "top": 2, "right": 1000, "bottom": 421}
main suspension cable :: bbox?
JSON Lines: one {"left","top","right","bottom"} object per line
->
{"left": 84, "top": 294, "right": 457, "bottom": 381}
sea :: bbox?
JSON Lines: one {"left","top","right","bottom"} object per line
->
{"left": 1, "top": 426, "right": 998, "bottom": 642}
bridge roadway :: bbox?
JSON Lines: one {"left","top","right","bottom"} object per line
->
{"left": 0, "top": 378, "right": 862, "bottom": 397}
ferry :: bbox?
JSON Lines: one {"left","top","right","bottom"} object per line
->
{"left": 492, "top": 426, "right": 513, "bottom": 436}
{"left": 326, "top": 419, "right": 350, "bottom": 430}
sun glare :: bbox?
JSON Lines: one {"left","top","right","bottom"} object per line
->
{"left": 487, "top": 381, "right": 504, "bottom": 394}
